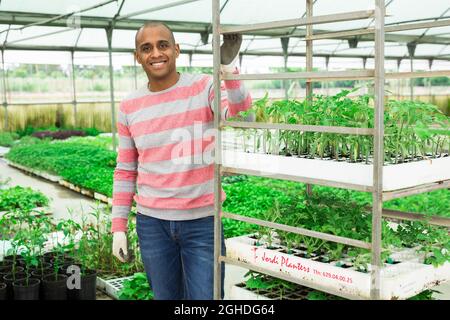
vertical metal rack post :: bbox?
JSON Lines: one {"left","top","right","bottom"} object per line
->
{"left": 212, "top": 0, "right": 450, "bottom": 300}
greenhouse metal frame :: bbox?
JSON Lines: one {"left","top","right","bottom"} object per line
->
{"left": 211, "top": 0, "right": 450, "bottom": 300}
{"left": 0, "top": 0, "right": 450, "bottom": 152}
{"left": 0, "top": 0, "right": 449, "bottom": 300}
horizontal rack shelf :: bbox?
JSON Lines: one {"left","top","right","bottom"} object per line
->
{"left": 222, "top": 70, "right": 450, "bottom": 82}
{"left": 220, "top": 151, "right": 450, "bottom": 195}
{"left": 222, "top": 69, "right": 375, "bottom": 81}
{"left": 219, "top": 10, "right": 375, "bottom": 34}
{"left": 385, "top": 70, "right": 450, "bottom": 79}
{"left": 307, "top": 18, "right": 450, "bottom": 40}
{"left": 221, "top": 121, "right": 374, "bottom": 136}
{"left": 222, "top": 212, "right": 371, "bottom": 249}
{"left": 221, "top": 166, "right": 373, "bottom": 193}
{"left": 382, "top": 179, "right": 450, "bottom": 201}
{"left": 381, "top": 208, "right": 450, "bottom": 228}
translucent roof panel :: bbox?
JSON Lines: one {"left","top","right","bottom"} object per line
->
{"left": 0, "top": 0, "right": 448, "bottom": 65}
{"left": 76, "top": 28, "right": 108, "bottom": 47}
{"left": 125, "top": 0, "right": 212, "bottom": 23}
{"left": 414, "top": 44, "right": 450, "bottom": 57}
{"left": 220, "top": 0, "right": 306, "bottom": 24}
{"left": 3, "top": 25, "right": 80, "bottom": 47}
{"left": 386, "top": 0, "right": 450, "bottom": 25}
{"left": 0, "top": 0, "right": 119, "bottom": 17}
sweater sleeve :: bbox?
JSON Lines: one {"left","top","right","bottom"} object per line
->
{"left": 111, "top": 103, "right": 138, "bottom": 233}
{"left": 208, "top": 67, "right": 252, "bottom": 120}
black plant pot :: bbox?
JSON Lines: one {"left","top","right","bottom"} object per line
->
{"left": 0, "top": 265, "right": 11, "bottom": 277}
{"left": 42, "top": 252, "right": 58, "bottom": 263}
{"left": 30, "top": 262, "right": 53, "bottom": 275}
{"left": 31, "top": 266, "right": 54, "bottom": 279}
{"left": 67, "top": 269, "right": 97, "bottom": 300}
{"left": 0, "top": 283, "right": 6, "bottom": 300}
{"left": 2, "top": 256, "right": 24, "bottom": 268}
{"left": 58, "top": 262, "right": 80, "bottom": 275}
{"left": 31, "top": 269, "right": 54, "bottom": 298}
{"left": 3, "top": 272, "right": 27, "bottom": 300}
{"left": 13, "top": 278, "right": 40, "bottom": 300}
{"left": 42, "top": 274, "right": 68, "bottom": 300}
{"left": 52, "top": 257, "right": 75, "bottom": 274}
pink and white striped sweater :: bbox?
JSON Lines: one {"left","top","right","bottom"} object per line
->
{"left": 111, "top": 71, "right": 252, "bottom": 232}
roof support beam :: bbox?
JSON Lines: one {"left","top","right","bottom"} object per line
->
{"left": 2, "top": 43, "right": 450, "bottom": 62}
{"left": 0, "top": 11, "right": 449, "bottom": 45}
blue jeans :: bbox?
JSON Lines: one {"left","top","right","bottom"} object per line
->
{"left": 136, "top": 213, "right": 226, "bottom": 300}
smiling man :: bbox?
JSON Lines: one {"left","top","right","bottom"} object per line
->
{"left": 110, "top": 22, "right": 252, "bottom": 300}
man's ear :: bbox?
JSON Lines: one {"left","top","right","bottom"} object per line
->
{"left": 175, "top": 44, "right": 180, "bottom": 58}
{"left": 134, "top": 50, "right": 141, "bottom": 65}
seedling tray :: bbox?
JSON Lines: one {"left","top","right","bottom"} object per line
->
{"left": 225, "top": 234, "right": 450, "bottom": 300}
{"left": 222, "top": 150, "right": 450, "bottom": 191}
{"left": 97, "top": 276, "right": 134, "bottom": 300}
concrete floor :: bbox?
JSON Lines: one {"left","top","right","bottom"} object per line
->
{"left": 0, "top": 158, "right": 448, "bottom": 300}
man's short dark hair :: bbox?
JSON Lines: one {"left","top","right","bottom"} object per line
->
{"left": 135, "top": 22, "right": 176, "bottom": 48}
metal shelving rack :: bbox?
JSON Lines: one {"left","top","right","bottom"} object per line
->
{"left": 212, "top": 0, "right": 450, "bottom": 300}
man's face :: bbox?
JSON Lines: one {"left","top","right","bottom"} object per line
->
{"left": 135, "top": 25, "right": 180, "bottom": 81}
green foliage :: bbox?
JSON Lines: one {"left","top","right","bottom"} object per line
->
{"left": 244, "top": 271, "right": 296, "bottom": 299}
{"left": 6, "top": 141, "right": 116, "bottom": 197}
{"left": 83, "top": 127, "right": 101, "bottom": 136}
{"left": 118, "top": 273, "right": 154, "bottom": 300}
{"left": 0, "top": 132, "right": 19, "bottom": 147}
{"left": 412, "top": 77, "right": 449, "bottom": 87}
{"left": 63, "top": 135, "right": 115, "bottom": 150}
{"left": 0, "top": 186, "right": 49, "bottom": 211}
{"left": 232, "top": 90, "right": 449, "bottom": 164}
{"left": 408, "top": 290, "right": 438, "bottom": 300}
{"left": 222, "top": 176, "right": 302, "bottom": 238}
{"left": 223, "top": 176, "right": 449, "bottom": 268}
{"left": 72, "top": 205, "right": 144, "bottom": 278}
{"left": 15, "top": 126, "right": 101, "bottom": 138}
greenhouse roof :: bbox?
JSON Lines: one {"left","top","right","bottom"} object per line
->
{"left": 0, "top": 0, "right": 449, "bottom": 68}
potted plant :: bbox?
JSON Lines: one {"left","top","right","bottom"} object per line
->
{"left": 11, "top": 220, "right": 44, "bottom": 300}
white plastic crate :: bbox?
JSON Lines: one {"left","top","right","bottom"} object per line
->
{"left": 97, "top": 276, "right": 134, "bottom": 300}
{"left": 225, "top": 235, "right": 450, "bottom": 300}
{"left": 222, "top": 150, "right": 450, "bottom": 191}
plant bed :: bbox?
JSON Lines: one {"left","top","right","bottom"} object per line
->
{"left": 31, "top": 130, "right": 86, "bottom": 140}
{"left": 4, "top": 159, "right": 61, "bottom": 183}
{"left": 225, "top": 234, "right": 450, "bottom": 300}
{"left": 4, "top": 158, "right": 113, "bottom": 204}
{"left": 222, "top": 150, "right": 450, "bottom": 192}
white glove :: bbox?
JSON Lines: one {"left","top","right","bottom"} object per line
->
{"left": 112, "top": 231, "right": 128, "bottom": 263}
{"left": 220, "top": 53, "right": 239, "bottom": 74}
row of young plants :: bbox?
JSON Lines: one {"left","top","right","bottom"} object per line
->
{"left": 0, "top": 203, "right": 144, "bottom": 300}
{"left": 0, "top": 126, "right": 101, "bottom": 147}
{"left": 5, "top": 138, "right": 116, "bottom": 197}
{"left": 0, "top": 208, "right": 92, "bottom": 300}
{"left": 230, "top": 89, "right": 449, "bottom": 164}
{"left": 0, "top": 185, "right": 49, "bottom": 212}
{"left": 240, "top": 271, "right": 438, "bottom": 300}
{"left": 222, "top": 176, "right": 449, "bottom": 271}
